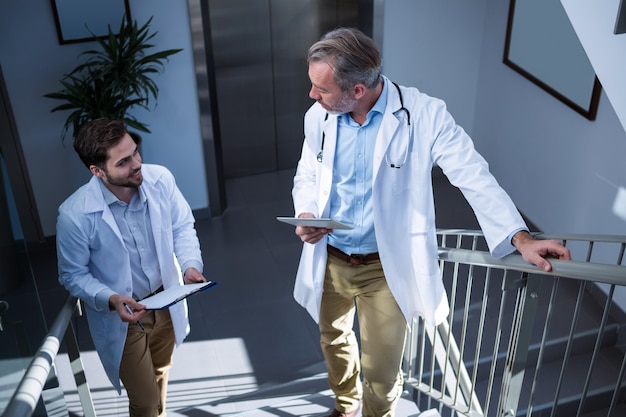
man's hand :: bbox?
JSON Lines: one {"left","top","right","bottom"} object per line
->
{"left": 183, "top": 267, "right": 207, "bottom": 284}
{"left": 109, "top": 294, "right": 147, "bottom": 323}
{"left": 295, "top": 212, "right": 332, "bottom": 244}
{"left": 512, "top": 231, "right": 571, "bottom": 272}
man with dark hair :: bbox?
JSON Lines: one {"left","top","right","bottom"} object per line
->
{"left": 57, "top": 118, "right": 207, "bottom": 417}
{"left": 291, "top": 28, "right": 570, "bottom": 417}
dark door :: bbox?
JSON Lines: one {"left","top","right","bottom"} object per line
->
{"left": 206, "top": 0, "right": 366, "bottom": 178}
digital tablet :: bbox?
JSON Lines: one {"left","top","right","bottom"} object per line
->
{"left": 276, "top": 217, "right": 353, "bottom": 230}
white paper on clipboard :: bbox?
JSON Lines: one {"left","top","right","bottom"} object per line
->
{"left": 139, "top": 281, "right": 217, "bottom": 310}
{"left": 276, "top": 217, "right": 353, "bottom": 230}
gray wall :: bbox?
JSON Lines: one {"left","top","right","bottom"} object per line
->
{"left": 381, "top": 0, "right": 487, "bottom": 135}
{"left": 382, "top": 0, "right": 626, "bottom": 311}
{"left": 562, "top": 0, "right": 626, "bottom": 134}
{"left": 2, "top": 0, "right": 626, "bottom": 241}
{"left": 383, "top": 0, "right": 626, "bottom": 237}
{"left": 0, "top": 0, "right": 206, "bottom": 237}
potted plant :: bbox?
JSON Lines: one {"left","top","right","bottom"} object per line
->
{"left": 44, "top": 16, "right": 182, "bottom": 140}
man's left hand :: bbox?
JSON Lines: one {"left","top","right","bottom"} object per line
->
{"left": 183, "top": 267, "right": 207, "bottom": 284}
{"left": 512, "top": 231, "right": 571, "bottom": 272}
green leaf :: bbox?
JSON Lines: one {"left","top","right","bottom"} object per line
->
{"left": 43, "top": 15, "right": 181, "bottom": 140}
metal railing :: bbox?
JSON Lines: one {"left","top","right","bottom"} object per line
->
{"left": 404, "top": 230, "right": 626, "bottom": 417}
{"left": 1, "top": 296, "right": 96, "bottom": 417}
{"left": 4, "top": 229, "right": 626, "bottom": 417}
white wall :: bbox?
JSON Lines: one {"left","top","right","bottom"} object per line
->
{"left": 383, "top": 0, "right": 626, "bottom": 309}
{"left": 384, "top": 0, "right": 626, "bottom": 236}
{"left": 0, "top": 0, "right": 207, "bottom": 237}
{"left": 561, "top": 0, "right": 626, "bottom": 135}
{"left": 474, "top": 0, "right": 626, "bottom": 236}
{"left": 559, "top": 0, "right": 626, "bottom": 308}
{"left": 381, "top": 0, "right": 487, "bottom": 135}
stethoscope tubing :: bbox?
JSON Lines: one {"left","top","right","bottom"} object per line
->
{"left": 317, "top": 81, "right": 411, "bottom": 168}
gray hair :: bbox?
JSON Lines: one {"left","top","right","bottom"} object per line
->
{"left": 307, "top": 27, "right": 382, "bottom": 92}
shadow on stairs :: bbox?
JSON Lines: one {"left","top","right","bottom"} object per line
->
{"left": 171, "top": 366, "right": 422, "bottom": 416}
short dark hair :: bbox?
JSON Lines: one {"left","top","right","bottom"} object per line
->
{"left": 307, "top": 27, "right": 382, "bottom": 91}
{"left": 73, "top": 119, "right": 139, "bottom": 168}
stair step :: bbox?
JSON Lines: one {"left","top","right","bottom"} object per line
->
{"left": 580, "top": 403, "right": 626, "bottom": 417}
{"left": 200, "top": 372, "right": 421, "bottom": 417}
{"left": 469, "top": 347, "right": 625, "bottom": 417}
{"left": 230, "top": 389, "right": 421, "bottom": 416}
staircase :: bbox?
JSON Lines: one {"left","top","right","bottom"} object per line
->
{"left": 168, "top": 231, "right": 626, "bottom": 417}
{"left": 165, "top": 366, "right": 420, "bottom": 417}
{"left": 403, "top": 231, "right": 626, "bottom": 417}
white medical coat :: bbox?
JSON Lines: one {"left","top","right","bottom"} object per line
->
{"left": 57, "top": 164, "right": 202, "bottom": 392}
{"left": 292, "top": 76, "right": 527, "bottom": 327}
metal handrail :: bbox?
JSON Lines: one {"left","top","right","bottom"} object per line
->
{"left": 437, "top": 228, "right": 626, "bottom": 245}
{"left": 405, "top": 230, "right": 626, "bottom": 417}
{"left": 438, "top": 248, "right": 626, "bottom": 285}
{"left": 2, "top": 295, "right": 79, "bottom": 417}
{"left": 4, "top": 230, "right": 626, "bottom": 417}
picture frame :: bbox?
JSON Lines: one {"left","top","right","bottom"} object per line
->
{"left": 50, "top": 0, "right": 131, "bottom": 45}
{"left": 503, "top": 0, "right": 601, "bottom": 120}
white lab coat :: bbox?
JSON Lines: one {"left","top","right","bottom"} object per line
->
{"left": 292, "top": 76, "right": 527, "bottom": 326}
{"left": 57, "top": 164, "right": 202, "bottom": 392}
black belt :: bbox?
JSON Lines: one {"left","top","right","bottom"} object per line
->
{"left": 327, "top": 245, "right": 379, "bottom": 266}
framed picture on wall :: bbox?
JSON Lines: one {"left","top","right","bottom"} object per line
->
{"left": 50, "top": 0, "right": 131, "bottom": 45}
{"left": 503, "top": 0, "right": 601, "bottom": 120}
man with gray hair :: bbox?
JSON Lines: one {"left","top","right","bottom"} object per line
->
{"left": 290, "top": 27, "right": 570, "bottom": 417}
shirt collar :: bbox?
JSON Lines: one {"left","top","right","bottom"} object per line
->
{"left": 98, "top": 178, "right": 146, "bottom": 207}
{"left": 371, "top": 79, "right": 388, "bottom": 116}
{"left": 339, "top": 79, "right": 388, "bottom": 127}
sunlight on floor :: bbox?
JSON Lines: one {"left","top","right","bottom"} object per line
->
{"left": 51, "top": 333, "right": 420, "bottom": 416}
{"left": 54, "top": 338, "right": 262, "bottom": 416}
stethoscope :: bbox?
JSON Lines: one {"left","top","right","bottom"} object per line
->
{"left": 316, "top": 81, "right": 411, "bottom": 168}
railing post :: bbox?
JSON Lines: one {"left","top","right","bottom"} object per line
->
{"left": 63, "top": 300, "right": 97, "bottom": 417}
{"left": 497, "top": 272, "right": 541, "bottom": 417}
{"left": 2, "top": 296, "right": 76, "bottom": 417}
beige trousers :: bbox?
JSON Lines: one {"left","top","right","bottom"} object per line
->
{"left": 119, "top": 308, "right": 175, "bottom": 417}
{"left": 320, "top": 254, "right": 407, "bottom": 417}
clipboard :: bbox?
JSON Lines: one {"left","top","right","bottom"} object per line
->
{"left": 276, "top": 217, "right": 353, "bottom": 230}
{"left": 139, "top": 281, "right": 217, "bottom": 310}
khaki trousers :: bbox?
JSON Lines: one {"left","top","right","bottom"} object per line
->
{"left": 320, "top": 254, "right": 407, "bottom": 417}
{"left": 119, "top": 308, "right": 175, "bottom": 417}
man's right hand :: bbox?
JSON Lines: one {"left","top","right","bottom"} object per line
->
{"left": 109, "top": 294, "right": 147, "bottom": 323}
{"left": 295, "top": 212, "right": 332, "bottom": 244}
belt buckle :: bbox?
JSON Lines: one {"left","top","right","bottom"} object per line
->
{"left": 350, "top": 253, "right": 368, "bottom": 265}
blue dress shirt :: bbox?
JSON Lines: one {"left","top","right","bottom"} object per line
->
{"left": 328, "top": 81, "right": 389, "bottom": 255}
{"left": 100, "top": 180, "right": 162, "bottom": 300}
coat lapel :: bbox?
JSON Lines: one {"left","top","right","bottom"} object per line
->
{"left": 318, "top": 114, "right": 336, "bottom": 217}
{"left": 373, "top": 79, "right": 402, "bottom": 183}
{"left": 83, "top": 176, "right": 124, "bottom": 245}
